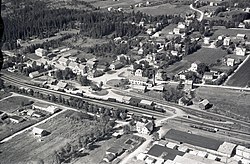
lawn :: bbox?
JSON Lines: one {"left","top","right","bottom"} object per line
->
{"left": 0, "top": 96, "right": 31, "bottom": 113}
{"left": 226, "top": 57, "right": 250, "bottom": 87}
{"left": 165, "top": 60, "right": 191, "bottom": 74}
{"left": 196, "top": 87, "right": 250, "bottom": 120}
{"left": 183, "top": 47, "right": 228, "bottom": 65}
{"left": 91, "top": 0, "right": 147, "bottom": 9}
{"left": 131, "top": 3, "right": 192, "bottom": 16}
{"left": 0, "top": 91, "right": 12, "bottom": 100}
{"left": 63, "top": 37, "right": 109, "bottom": 48}
{"left": 211, "top": 26, "right": 250, "bottom": 41}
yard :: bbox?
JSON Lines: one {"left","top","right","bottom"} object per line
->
{"left": 226, "top": 57, "right": 250, "bottom": 87}
{"left": 196, "top": 87, "right": 250, "bottom": 120}
{"left": 165, "top": 60, "right": 191, "bottom": 75}
{"left": 183, "top": 47, "right": 228, "bottom": 65}
{"left": 131, "top": 3, "right": 192, "bottom": 16}
{"left": 0, "top": 96, "right": 31, "bottom": 113}
{"left": 211, "top": 26, "right": 250, "bottom": 41}
{"left": 0, "top": 91, "right": 12, "bottom": 100}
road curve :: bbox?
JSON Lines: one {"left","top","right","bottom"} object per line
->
{"left": 189, "top": 4, "right": 204, "bottom": 21}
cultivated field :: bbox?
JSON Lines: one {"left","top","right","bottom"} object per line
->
{"left": 196, "top": 87, "right": 250, "bottom": 120}
{"left": 226, "top": 57, "right": 250, "bottom": 87}
{"left": 183, "top": 47, "right": 228, "bottom": 65}
{"left": 131, "top": 3, "right": 192, "bottom": 16}
{"left": 0, "top": 110, "right": 99, "bottom": 163}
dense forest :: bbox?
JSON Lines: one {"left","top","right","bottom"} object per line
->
{"left": 2, "top": 0, "right": 174, "bottom": 50}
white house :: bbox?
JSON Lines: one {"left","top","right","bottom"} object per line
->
{"left": 236, "top": 34, "right": 247, "bottom": 40}
{"left": 128, "top": 75, "right": 148, "bottom": 85}
{"left": 35, "top": 48, "right": 47, "bottom": 57}
{"left": 177, "top": 22, "right": 186, "bottom": 29}
{"left": 138, "top": 48, "right": 144, "bottom": 55}
{"left": 190, "top": 61, "right": 200, "bottom": 72}
{"left": 135, "top": 69, "right": 143, "bottom": 77}
{"left": 223, "top": 37, "right": 231, "bottom": 46}
{"left": 33, "top": 102, "right": 59, "bottom": 114}
{"left": 235, "top": 47, "right": 246, "bottom": 56}
{"left": 204, "top": 37, "right": 210, "bottom": 44}
{"left": 136, "top": 121, "right": 154, "bottom": 135}
{"left": 29, "top": 71, "right": 42, "bottom": 79}
{"left": 227, "top": 58, "right": 235, "bottom": 66}
{"left": 58, "top": 57, "right": 70, "bottom": 66}
{"left": 32, "top": 127, "right": 48, "bottom": 137}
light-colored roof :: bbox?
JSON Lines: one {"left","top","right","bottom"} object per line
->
{"left": 200, "top": 99, "right": 209, "bottom": 106}
{"left": 58, "top": 57, "right": 69, "bottom": 64}
{"left": 217, "top": 142, "right": 237, "bottom": 156}
{"left": 122, "top": 96, "right": 131, "bottom": 101}
{"left": 57, "top": 81, "right": 67, "bottom": 88}
{"left": 32, "top": 127, "right": 46, "bottom": 134}
{"left": 166, "top": 142, "right": 177, "bottom": 149}
{"left": 137, "top": 153, "right": 147, "bottom": 161}
{"left": 68, "top": 61, "right": 78, "bottom": 68}
{"left": 128, "top": 75, "right": 148, "bottom": 82}
{"left": 131, "top": 85, "right": 146, "bottom": 90}
{"left": 140, "top": 99, "right": 153, "bottom": 106}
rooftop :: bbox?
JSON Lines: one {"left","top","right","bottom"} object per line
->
{"left": 165, "top": 129, "right": 224, "bottom": 151}
{"left": 147, "top": 144, "right": 185, "bottom": 160}
{"left": 217, "top": 142, "right": 237, "bottom": 156}
{"left": 140, "top": 100, "right": 153, "bottom": 106}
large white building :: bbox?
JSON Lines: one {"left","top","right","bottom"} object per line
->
{"left": 35, "top": 48, "right": 47, "bottom": 57}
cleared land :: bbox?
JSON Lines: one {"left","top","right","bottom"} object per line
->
{"left": 183, "top": 48, "right": 228, "bottom": 65}
{"left": 131, "top": 3, "right": 192, "bottom": 16}
{"left": 196, "top": 87, "right": 250, "bottom": 119}
{"left": 226, "top": 57, "right": 250, "bottom": 87}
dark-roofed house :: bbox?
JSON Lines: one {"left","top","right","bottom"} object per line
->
{"left": 147, "top": 144, "right": 185, "bottom": 161}
{"left": 103, "top": 153, "right": 116, "bottom": 163}
{"left": 199, "top": 99, "right": 210, "bottom": 110}
{"left": 129, "top": 97, "right": 141, "bottom": 106}
{"left": 9, "top": 115, "right": 24, "bottom": 123}
{"left": 110, "top": 61, "right": 124, "bottom": 70}
{"left": 106, "top": 146, "right": 124, "bottom": 156}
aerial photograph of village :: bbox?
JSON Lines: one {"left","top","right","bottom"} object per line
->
{"left": 0, "top": 0, "right": 249, "bottom": 163}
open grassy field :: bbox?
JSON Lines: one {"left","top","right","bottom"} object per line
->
{"left": 0, "top": 96, "right": 31, "bottom": 113}
{"left": 131, "top": 3, "right": 192, "bottom": 16}
{"left": 165, "top": 60, "right": 191, "bottom": 74}
{"left": 63, "top": 37, "right": 109, "bottom": 48}
{"left": 211, "top": 26, "right": 250, "bottom": 41}
{"left": 0, "top": 110, "right": 103, "bottom": 164}
{"left": 184, "top": 47, "right": 228, "bottom": 65}
{"left": 226, "top": 57, "right": 250, "bottom": 87}
{"left": 196, "top": 87, "right": 250, "bottom": 120}
{"left": 91, "top": 0, "right": 149, "bottom": 9}
{"left": 0, "top": 91, "right": 12, "bottom": 100}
